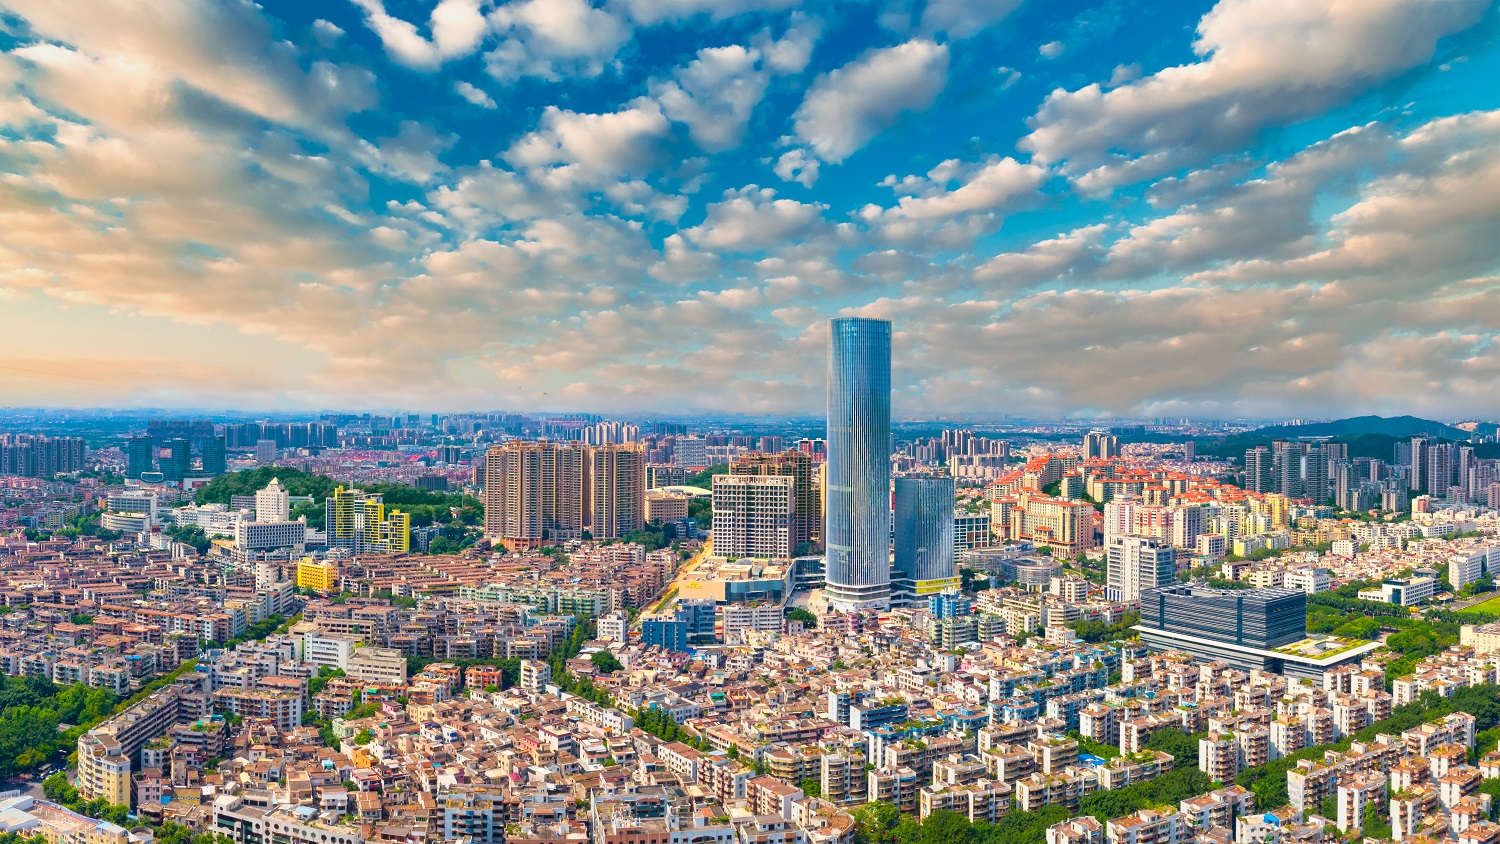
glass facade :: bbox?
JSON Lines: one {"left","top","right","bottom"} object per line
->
{"left": 1141, "top": 584, "right": 1307, "bottom": 649}
{"left": 825, "top": 317, "right": 892, "bottom": 609}
{"left": 893, "top": 476, "right": 955, "bottom": 585}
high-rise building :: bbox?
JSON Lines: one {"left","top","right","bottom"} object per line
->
{"left": 731, "top": 449, "right": 820, "bottom": 550}
{"left": 1083, "top": 431, "right": 1121, "bottom": 460}
{"left": 1425, "top": 442, "right": 1454, "bottom": 496}
{"left": 824, "top": 317, "right": 892, "bottom": 611}
{"left": 126, "top": 435, "right": 155, "bottom": 479}
{"left": 711, "top": 474, "right": 795, "bottom": 559}
{"left": 673, "top": 436, "right": 708, "bottom": 468}
{"left": 1302, "top": 444, "right": 1328, "bottom": 504}
{"left": 325, "top": 487, "right": 409, "bottom": 554}
{"left": 161, "top": 438, "right": 191, "bottom": 482}
{"left": 201, "top": 435, "right": 227, "bottom": 476}
{"left": 1243, "top": 446, "right": 1273, "bottom": 494}
{"left": 256, "top": 439, "right": 278, "bottom": 464}
{"left": 1106, "top": 534, "right": 1176, "bottom": 601}
{"left": 589, "top": 443, "right": 646, "bottom": 541}
{"left": 256, "top": 478, "right": 291, "bottom": 523}
{"left": 1409, "top": 437, "right": 1427, "bottom": 492}
{"left": 482, "top": 441, "right": 587, "bottom": 549}
{"left": 892, "top": 476, "right": 958, "bottom": 601}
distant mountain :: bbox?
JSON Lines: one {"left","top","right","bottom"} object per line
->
{"left": 1250, "top": 415, "right": 1472, "bottom": 440}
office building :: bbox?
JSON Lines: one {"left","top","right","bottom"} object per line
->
{"left": 711, "top": 474, "right": 795, "bottom": 559}
{"left": 255, "top": 439, "right": 277, "bottom": 464}
{"left": 589, "top": 443, "right": 646, "bottom": 540}
{"left": 1106, "top": 535, "right": 1176, "bottom": 602}
{"left": 325, "top": 487, "right": 409, "bottom": 554}
{"left": 824, "top": 316, "right": 892, "bottom": 611}
{"left": 200, "top": 435, "right": 227, "bottom": 476}
{"left": 161, "top": 438, "right": 190, "bottom": 482}
{"left": 126, "top": 435, "right": 155, "bottom": 479}
{"left": 892, "top": 476, "right": 958, "bottom": 601}
{"left": 731, "top": 449, "right": 820, "bottom": 550}
{"left": 483, "top": 440, "right": 587, "bottom": 548}
{"left": 1136, "top": 584, "right": 1376, "bottom": 680}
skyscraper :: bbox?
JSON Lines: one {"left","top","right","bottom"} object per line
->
{"left": 892, "top": 476, "right": 957, "bottom": 601}
{"left": 1243, "top": 446, "right": 1273, "bottom": 494}
{"left": 126, "top": 435, "right": 155, "bottom": 479}
{"left": 824, "top": 317, "right": 892, "bottom": 611}
{"left": 161, "top": 438, "right": 190, "bottom": 482}
{"left": 201, "top": 435, "right": 227, "bottom": 476}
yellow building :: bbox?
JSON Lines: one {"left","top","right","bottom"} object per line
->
{"left": 297, "top": 559, "right": 339, "bottom": 594}
{"left": 325, "top": 486, "right": 409, "bottom": 554}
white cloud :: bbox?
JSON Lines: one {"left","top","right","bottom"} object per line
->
{"left": 1021, "top": 0, "right": 1488, "bottom": 190}
{"left": 774, "top": 149, "right": 819, "bottom": 187}
{"left": 792, "top": 39, "right": 949, "bottom": 163}
{"left": 454, "top": 81, "right": 497, "bottom": 109}
{"left": 682, "top": 186, "right": 828, "bottom": 252}
{"left": 350, "top": 0, "right": 488, "bottom": 70}
{"left": 860, "top": 156, "right": 1048, "bottom": 243}
{"left": 652, "top": 20, "right": 820, "bottom": 152}
{"left": 485, "top": 0, "right": 630, "bottom": 81}
{"left": 504, "top": 99, "right": 672, "bottom": 187}
{"left": 918, "top": 0, "right": 1023, "bottom": 39}
{"left": 615, "top": 0, "right": 799, "bottom": 26}
{"left": 1038, "top": 40, "right": 1065, "bottom": 59}
{"left": 974, "top": 224, "right": 1110, "bottom": 287}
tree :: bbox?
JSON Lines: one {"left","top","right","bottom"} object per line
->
{"left": 787, "top": 608, "right": 817, "bottom": 629}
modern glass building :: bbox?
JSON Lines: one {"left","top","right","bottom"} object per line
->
{"left": 893, "top": 476, "right": 957, "bottom": 599}
{"left": 824, "top": 317, "right": 893, "bottom": 610}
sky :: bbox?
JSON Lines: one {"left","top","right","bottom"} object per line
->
{"left": 1, "top": 0, "right": 1499, "bottom": 420}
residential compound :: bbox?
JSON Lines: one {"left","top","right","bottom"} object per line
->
{"left": 482, "top": 440, "right": 646, "bottom": 549}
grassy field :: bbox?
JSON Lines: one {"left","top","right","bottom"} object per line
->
{"left": 1459, "top": 593, "right": 1500, "bottom": 615}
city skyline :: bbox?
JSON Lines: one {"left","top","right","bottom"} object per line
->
{"left": 0, "top": 1, "right": 1498, "bottom": 417}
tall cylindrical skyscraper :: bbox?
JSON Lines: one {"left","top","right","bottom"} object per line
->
{"left": 824, "top": 317, "right": 892, "bottom": 610}
{"left": 893, "top": 476, "right": 956, "bottom": 598}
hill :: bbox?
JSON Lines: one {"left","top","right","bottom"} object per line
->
{"left": 1248, "top": 415, "right": 1471, "bottom": 440}
{"left": 192, "top": 467, "right": 481, "bottom": 528}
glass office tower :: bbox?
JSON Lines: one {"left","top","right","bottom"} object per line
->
{"left": 824, "top": 317, "right": 892, "bottom": 610}
{"left": 893, "top": 476, "right": 957, "bottom": 600}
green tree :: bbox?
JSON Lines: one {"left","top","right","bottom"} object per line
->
{"left": 787, "top": 608, "right": 817, "bottom": 628}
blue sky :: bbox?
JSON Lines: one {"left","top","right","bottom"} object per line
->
{"left": 1, "top": 0, "right": 1499, "bottom": 420}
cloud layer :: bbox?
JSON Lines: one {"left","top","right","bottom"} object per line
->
{"left": 0, "top": 0, "right": 1497, "bottom": 419}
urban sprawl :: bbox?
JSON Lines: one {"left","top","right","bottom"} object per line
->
{"left": 3, "top": 319, "right": 1500, "bottom": 844}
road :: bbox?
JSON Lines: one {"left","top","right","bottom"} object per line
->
{"left": 1447, "top": 589, "right": 1500, "bottom": 612}
{"left": 639, "top": 538, "right": 713, "bottom": 622}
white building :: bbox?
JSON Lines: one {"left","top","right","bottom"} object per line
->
{"left": 597, "top": 610, "right": 629, "bottom": 642}
{"left": 711, "top": 474, "right": 795, "bottom": 559}
{"left": 346, "top": 646, "right": 408, "bottom": 684}
{"left": 303, "top": 632, "right": 358, "bottom": 670}
{"left": 255, "top": 478, "right": 291, "bottom": 523}
{"left": 1283, "top": 568, "right": 1330, "bottom": 595}
{"left": 1107, "top": 534, "right": 1175, "bottom": 602}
